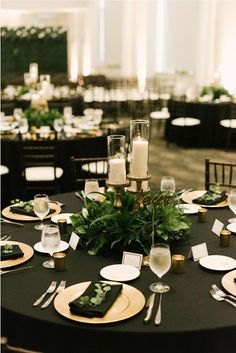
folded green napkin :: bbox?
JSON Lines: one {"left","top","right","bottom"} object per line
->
{"left": 1, "top": 244, "right": 24, "bottom": 260}
{"left": 10, "top": 206, "right": 55, "bottom": 217}
{"left": 69, "top": 281, "right": 122, "bottom": 318}
{"left": 192, "top": 190, "right": 227, "bottom": 205}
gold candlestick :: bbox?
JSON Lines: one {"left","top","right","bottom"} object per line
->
{"left": 126, "top": 174, "right": 151, "bottom": 207}
{"left": 106, "top": 180, "right": 130, "bottom": 208}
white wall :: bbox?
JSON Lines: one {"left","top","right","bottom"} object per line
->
{"left": 1, "top": 0, "right": 236, "bottom": 93}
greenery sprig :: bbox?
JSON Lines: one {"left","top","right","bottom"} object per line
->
{"left": 3, "top": 244, "right": 13, "bottom": 254}
{"left": 71, "top": 191, "right": 192, "bottom": 256}
{"left": 78, "top": 283, "right": 111, "bottom": 307}
{"left": 11, "top": 199, "right": 33, "bottom": 212}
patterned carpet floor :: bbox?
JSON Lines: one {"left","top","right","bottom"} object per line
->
{"left": 148, "top": 134, "right": 236, "bottom": 191}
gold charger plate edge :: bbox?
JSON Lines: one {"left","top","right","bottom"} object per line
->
{"left": 54, "top": 281, "right": 145, "bottom": 324}
{"left": 181, "top": 190, "right": 228, "bottom": 208}
{"left": 221, "top": 270, "right": 236, "bottom": 296}
{"left": 1, "top": 202, "right": 61, "bottom": 221}
{"left": 0, "top": 240, "right": 34, "bottom": 269}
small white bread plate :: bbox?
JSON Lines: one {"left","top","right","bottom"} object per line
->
{"left": 100, "top": 264, "right": 140, "bottom": 282}
{"left": 176, "top": 204, "right": 201, "bottom": 214}
{"left": 227, "top": 223, "right": 236, "bottom": 233}
{"left": 34, "top": 241, "right": 69, "bottom": 254}
{"left": 51, "top": 213, "right": 73, "bottom": 224}
{"left": 199, "top": 255, "right": 236, "bottom": 271}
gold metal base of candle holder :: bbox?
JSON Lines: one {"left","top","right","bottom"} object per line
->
{"left": 106, "top": 180, "right": 130, "bottom": 208}
{"left": 126, "top": 174, "right": 151, "bottom": 207}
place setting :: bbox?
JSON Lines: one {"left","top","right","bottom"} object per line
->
{"left": 181, "top": 188, "right": 228, "bottom": 208}
{"left": 2, "top": 193, "right": 61, "bottom": 222}
{"left": 0, "top": 239, "right": 34, "bottom": 269}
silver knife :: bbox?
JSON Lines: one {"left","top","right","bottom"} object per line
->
{"left": 143, "top": 293, "right": 155, "bottom": 324}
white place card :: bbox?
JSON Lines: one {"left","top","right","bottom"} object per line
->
{"left": 122, "top": 251, "right": 143, "bottom": 270}
{"left": 69, "top": 232, "right": 80, "bottom": 250}
{"left": 212, "top": 219, "right": 224, "bottom": 236}
{"left": 188, "top": 242, "right": 208, "bottom": 261}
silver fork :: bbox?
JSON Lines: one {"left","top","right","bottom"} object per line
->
{"left": 41, "top": 280, "right": 66, "bottom": 309}
{"left": 212, "top": 284, "right": 236, "bottom": 301}
{"left": 33, "top": 281, "right": 57, "bottom": 307}
{"left": 210, "top": 289, "right": 236, "bottom": 308}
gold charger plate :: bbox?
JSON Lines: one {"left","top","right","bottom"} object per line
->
{"left": 1, "top": 202, "right": 61, "bottom": 221}
{"left": 54, "top": 281, "right": 145, "bottom": 324}
{"left": 0, "top": 240, "right": 34, "bottom": 269}
{"left": 181, "top": 190, "right": 228, "bottom": 208}
{"left": 221, "top": 270, "right": 236, "bottom": 296}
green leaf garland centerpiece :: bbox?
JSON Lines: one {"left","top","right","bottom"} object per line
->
{"left": 71, "top": 191, "right": 192, "bottom": 256}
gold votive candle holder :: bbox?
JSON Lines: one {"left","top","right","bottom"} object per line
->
{"left": 53, "top": 252, "right": 66, "bottom": 271}
{"left": 172, "top": 254, "right": 185, "bottom": 274}
{"left": 220, "top": 229, "right": 231, "bottom": 247}
{"left": 198, "top": 208, "right": 208, "bottom": 223}
{"left": 57, "top": 218, "right": 67, "bottom": 234}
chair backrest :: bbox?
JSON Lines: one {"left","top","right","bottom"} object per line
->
{"left": 70, "top": 156, "right": 108, "bottom": 191}
{"left": 19, "top": 131, "right": 60, "bottom": 197}
{"left": 205, "top": 158, "right": 236, "bottom": 190}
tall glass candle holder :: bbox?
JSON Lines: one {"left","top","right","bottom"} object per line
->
{"left": 127, "top": 119, "right": 150, "bottom": 206}
{"left": 106, "top": 135, "right": 129, "bottom": 208}
{"left": 107, "top": 135, "right": 127, "bottom": 184}
{"left": 129, "top": 119, "right": 149, "bottom": 178}
{"left": 29, "top": 63, "right": 38, "bottom": 83}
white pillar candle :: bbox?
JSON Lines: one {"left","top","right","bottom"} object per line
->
{"left": 108, "top": 158, "right": 126, "bottom": 184}
{"left": 130, "top": 139, "right": 148, "bottom": 177}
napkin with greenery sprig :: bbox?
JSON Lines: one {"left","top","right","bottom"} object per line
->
{"left": 192, "top": 189, "right": 227, "bottom": 205}
{"left": 10, "top": 199, "right": 54, "bottom": 217}
{"left": 1, "top": 244, "right": 24, "bottom": 260}
{"left": 69, "top": 282, "right": 122, "bottom": 318}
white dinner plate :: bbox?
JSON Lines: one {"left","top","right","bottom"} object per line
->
{"left": 199, "top": 255, "right": 236, "bottom": 271}
{"left": 100, "top": 264, "right": 140, "bottom": 282}
{"left": 227, "top": 223, "right": 236, "bottom": 234}
{"left": 51, "top": 213, "right": 73, "bottom": 224}
{"left": 221, "top": 270, "right": 236, "bottom": 296}
{"left": 34, "top": 241, "right": 69, "bottom": 254}
{"left": 176, "top": 203, "right": 201, "bottom": 214}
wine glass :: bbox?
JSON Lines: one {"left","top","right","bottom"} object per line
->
{"left": 149, "top": 243, "right": 171, "bottom": 293}
{"left": 53, "top": 118, "right": 64, "bottom": 133}
{"left": 228, "top": 189, "right": 236, "bottom": 223}
{"left": 41, "top": 224, "right": 61, "bottom": 268}
{"left": 33, "top": 194, "right": 50, "bottom": 230}
{"left": 18, "top": 118, "right": 29, "bottom": 134}
{"left": 160, "top": 176, "right": 176, "bottom": 193}
{"left": 84, "top": 179, "right": 100, "bottom": 199}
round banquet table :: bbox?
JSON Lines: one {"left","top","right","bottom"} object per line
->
{"left": 166, "top": 100, "right": 234, "bottom": 147}
{"left": 1, "top": 192, "right": 236, "bottom": 353}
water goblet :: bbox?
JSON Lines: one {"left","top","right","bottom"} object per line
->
{"left": 18, "top": 118, "right": 29, "bottom": 134}
{"left": 33, "top": 194, "right": 50, "bottom": 230}
{"left": 228, "top": 189, "right": 236, "bottom": 223}
{"left": 53, "top": 118, "right": 64, "bottom": 133}
{"left": 149, "top": 243, "right": 171, "bottom": 293}
{"left": 84, "top": 179, "right": 100, "bottom": 198}
{"left": 41, "top": 224, "right": 61, "bottom": 268}
{"left": 160, "top": 176, "right": 176, "bottom": 193}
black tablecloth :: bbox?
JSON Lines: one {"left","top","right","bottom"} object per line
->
{"left": 1, "top": 192, "right": 236, "bottom": 353}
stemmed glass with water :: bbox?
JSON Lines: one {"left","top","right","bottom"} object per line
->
{"left": 33, "top": 194, "right": 50, "bottom": 230}
{"left": 160, "top": 176, "right": 176, "bottom": 193}
{"left": 149, "top": 243, "right": 171, "bottom": 293}
{"left": 41, "top": 224, "right": 61, "bottom": 268}
{"left": 228, "top": 189, "right": 236, "bottom": 223}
